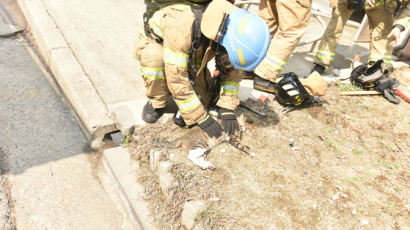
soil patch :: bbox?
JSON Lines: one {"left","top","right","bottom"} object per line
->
{"left": 129, "top": 69, "right": 409, "bottom": 229}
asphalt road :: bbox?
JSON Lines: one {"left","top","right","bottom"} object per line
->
{"left": 0, "top": 3, "right": 90, "bottom": 177}
{"left": 0, "top": 1, "right": 128, "bottom": 229}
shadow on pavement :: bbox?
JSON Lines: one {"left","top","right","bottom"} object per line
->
{"left": 0, "top": 33, "right": 93, "bottom": 175}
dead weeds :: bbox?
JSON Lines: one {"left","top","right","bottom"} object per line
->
{"left": 128, "top": 68, "right": 409, "bottom": 229}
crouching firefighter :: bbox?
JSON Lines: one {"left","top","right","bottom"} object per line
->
{"left": 134, "top": 0, "right": 270, "bottom": 138}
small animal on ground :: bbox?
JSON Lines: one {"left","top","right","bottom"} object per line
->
{"left": 175, "top": 114, "right": 255, "bottom": 170}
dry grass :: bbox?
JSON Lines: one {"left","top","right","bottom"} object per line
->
{"left": 129, "top": 68, "right": 409, "bottom": 229}
{"left": 129, "top": 120, "right": 235, "bottom": 229}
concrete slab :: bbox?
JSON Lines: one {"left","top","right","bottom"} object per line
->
{"left": 40, "top": 0, "right": 146, "bottom": 105}
{"left": 8, "top": 154, "right": 129, "bottom": 230}
{"left": 103, "top": 147, "right": 156, "bottom": 230}
{"left": 42, "top": 0, "right": 148, "bottom": 136}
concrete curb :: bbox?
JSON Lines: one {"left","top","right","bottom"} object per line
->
{"left": 15, "top": 1, "right": 154, "bottom": 229}
{"left": 103, "top": 147, "right": 156, "bottom": 230}
{"left": 16, "top": 0, "right": 117, "bottom": 147}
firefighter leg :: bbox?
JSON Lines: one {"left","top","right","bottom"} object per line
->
{"left": 314, "top": 3, "right": 353, "bottom": 68}
{"left": 366, "top": 4, "right": 394, "bottom": 67}
{"left": 135, "top": 36, "right": 170, "bottom": 123}
{"left": 135, "top": 37, "right": 170, "bottom": 109}
{"left": 258, "top": 0, "right": 279, "bottom": 38}
{"left": 243, "top": 0, "right": 279, "bottom": 81}
{"left": 254, "top": 0, "right": 311, "bottom": 93}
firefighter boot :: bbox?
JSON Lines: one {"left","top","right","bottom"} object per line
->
{"left": 311, "top": 63, "right": 325, "bottom": 75}
{"left": 311, "top": 64, "right": 342, "bottom": 77}
{"left": 172, "top": 111, "right": 186, "bottom": 127}
{"left": 142, "top": 102, "right": 165, "bottom": 123}
{"left": 253, "top": 75, "right": 277, "bottom": 93}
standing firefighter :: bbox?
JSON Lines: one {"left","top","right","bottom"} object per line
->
{"left": 245, "top": 0, "right": 313, "bottom": 93}
{"left": 312, "top": 0, "right": 404, "bottom": 75}
{"left": 135, "top": 0, "right": 270, "bottom": 138}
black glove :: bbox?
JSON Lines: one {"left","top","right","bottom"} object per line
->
{"left": 375, "top": 77, "right": 401, "bottom": 104}
{"left": 218, "top": 108, "right": 239, "bottom": 135}
{"left": 198, "top": 115, "right": 223, "bottom": 138}
{"left": 375, "top": 76, "right": 399, "bottom": 91}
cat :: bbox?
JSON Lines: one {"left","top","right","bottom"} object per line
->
{"left": 175, "top": 114, "right": 255, "bottom": 170}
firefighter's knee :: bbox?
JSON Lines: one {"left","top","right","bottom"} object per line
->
{"left": 138, "top": 40, "right": 164, "bottom": 68}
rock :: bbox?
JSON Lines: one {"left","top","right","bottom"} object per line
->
{"left": 149, "top": 150, "right": 161, "bottom": 172}
{"left": 157, "top": 161, "right": 177, "bottom": 201}
{"left": 181, "top": 200, "right": 206, "bottom": 230}
{"left": 360, "top": 219, "right": 369, "bottom": 225}
{"left": 289, "top": 139, "right": 295, "bottom": 147}
{"left": 352, "top": 209, "right": 357, "bottom": 215}
{"left": 159, "top": 113, "right": 173, "bottom": 125}
{"left": 157, "top": 161, "right": 172, "bottom": 176}
{"left": 208, "top": 197, "right": 220, "bottom": 202}
{"left": 158, "top": 171, "right": 177, "bottom": 201}
{"left": 90, "top": 137, "right": 104, "bottom": 150}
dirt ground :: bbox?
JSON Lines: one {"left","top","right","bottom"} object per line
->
{"left": 129, "top": 66, "right": 409, "bottom": 229}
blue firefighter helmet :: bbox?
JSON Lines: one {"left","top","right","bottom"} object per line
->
{"left": 220, "top": 8, "right": 270, "bottom": 71}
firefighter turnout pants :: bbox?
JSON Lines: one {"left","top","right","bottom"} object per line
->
{"left": 315, "top": 1, "right": 394, "bottom": 67}
{"left": 254, "top": 0, "right": 312, "bottom": 82}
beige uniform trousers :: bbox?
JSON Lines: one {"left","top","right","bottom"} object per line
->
{"left": 134, "top": 4, "right": 242, "bottom": 126}
{"left": 254, "top": 0, "right": 312, "bottom": 82}
{"left": 315, "top": 0, "right": 395, "bottom": 67}
{"left": 394, "top": 4, "right": 409, "bottom": 28}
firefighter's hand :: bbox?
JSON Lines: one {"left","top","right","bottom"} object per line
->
{"left": 366, "top": 0, "right": 375, "bottom": 7}
{"left": 218, "top": 108, "right": 239, "bottom": 135}
{"left": 388, "top": 27, "right": 402, "bottom": 47}
{"left": 198, "top": 115, "right": 223, "bottom": 138}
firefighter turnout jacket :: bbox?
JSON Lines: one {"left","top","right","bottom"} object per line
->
{"left": 254, "top": 0, "right": 312, "bottom": 82}
{"left": 315, "top": 0, "right": 396, "bottom": 67}
{"left": 134, "top": 3, "right": 241, "bottom": 126}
